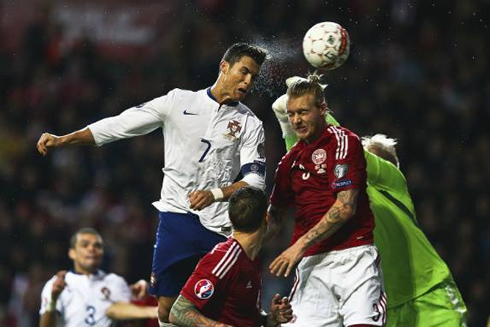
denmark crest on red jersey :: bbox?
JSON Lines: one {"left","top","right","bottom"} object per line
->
{"left": 312, "top": 149, "right": 327, "bottom": 164}
{"left": 194, "top": 279, "right": 214, "bottom": 300}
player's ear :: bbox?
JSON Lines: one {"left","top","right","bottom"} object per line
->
{"left": 220, "top": 60, "right": 229, "bottom": 74}
{"left": 68, "top": 248, "right": 76, "bottom": 260}
{"left": 263, "top": 213, "right": 271, "bottom": 230}
{"left": 319, "top": 102, "right": 328, "bottom": 115}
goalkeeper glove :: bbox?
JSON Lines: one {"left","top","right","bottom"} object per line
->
{"left": 271, "top": 94, "right": 294, "bottom": 138}
{"left": 286, "top": 76, "right": 328, "bottom": 90}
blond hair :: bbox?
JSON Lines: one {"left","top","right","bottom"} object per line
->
{"left": 286, "top": 72, "right": 326, "bottom": 108}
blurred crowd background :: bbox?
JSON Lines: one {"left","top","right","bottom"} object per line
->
{"left": 0, "top": 0, "right": 489, "bottom": 326}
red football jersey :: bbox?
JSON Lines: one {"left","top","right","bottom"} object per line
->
{"left": 271, "top": 125, "right": 374, "bottom": 256}
{"left": 180, "top": 238, "right": 262, "bottom": 326}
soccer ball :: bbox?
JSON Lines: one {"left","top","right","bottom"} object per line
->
{"left": 302, "top": 22, "right": 350, "bottom": 70}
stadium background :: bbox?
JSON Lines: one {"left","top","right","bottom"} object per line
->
{"left": 0, "top": 0, "right": 488, "bottom": 325}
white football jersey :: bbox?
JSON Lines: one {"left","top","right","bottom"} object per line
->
{"left": 39, "top": 270, "right": 131, "bottom": 327}
{"left": 88, "top": 88, "right": 266, "bottom": 235}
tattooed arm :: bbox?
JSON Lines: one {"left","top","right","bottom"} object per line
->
{"left": 269, "top": 189, "right": 359, "bottom": 277}
{"left": 300, "top": 188, "right": 359, "bottom": 249}
{"left": 169, "top": 295, "right": 232, "bottom": 327}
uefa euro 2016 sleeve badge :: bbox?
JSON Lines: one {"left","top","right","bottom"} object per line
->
{"left": 223, "top": 120, "right": 242, "bottom": 141}
{"left": 194, "top": 279, "right": 215, "bottom": 300}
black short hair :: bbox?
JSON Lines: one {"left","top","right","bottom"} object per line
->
{"left": 222, "top": 43, "right": 268, "bottom": 67}
{"left": 70, "top": 227, "right": 102, "bottom": 249}
{"left": 228, "top": 187, "right": 267, "bottom": 233}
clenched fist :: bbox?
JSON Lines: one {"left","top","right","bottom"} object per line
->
{"left": 37, "top": 133, "right": 62, "bottom": 156}
{"left": 51, "top": 270, "right": 68, "bottom": 300}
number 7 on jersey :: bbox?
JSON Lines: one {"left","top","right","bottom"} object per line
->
{"left": 199, "top": 139, "right": 211, "bottom": 162}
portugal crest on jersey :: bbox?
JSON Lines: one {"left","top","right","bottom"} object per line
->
{"left": 101, "top": 287, "right": 111, "bottom": 300}
{"left": 223, "top": 120, "right": 242, "bottom": 140}
{"left": 194, "top": 279, "right": 214, "bottom": 300}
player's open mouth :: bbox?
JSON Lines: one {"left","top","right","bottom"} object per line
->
{"left": 238, "top": 88, "right": 247, "bottom": 95}
{"left": 295, "top": 126, "right": 306, "bottom": 133}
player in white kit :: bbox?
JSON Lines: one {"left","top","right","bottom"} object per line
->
{"left": 36, "top": 43, "right": 268, "bottom": 324}
{"left": 39, "top": 228, "right": 157, "bottom": 327}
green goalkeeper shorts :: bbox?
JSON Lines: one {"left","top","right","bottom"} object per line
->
{"left": 386, "top": 281, "right": 467, "bottom": 327}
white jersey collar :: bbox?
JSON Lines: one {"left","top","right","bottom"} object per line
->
{"left": 69, "top": 269, "right": 106, "bottom": 280}
{"left": 206, "top": 87, "right": 239, "bottom": 107}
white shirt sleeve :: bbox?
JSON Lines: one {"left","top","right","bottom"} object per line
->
{"left": 110, "top": 275, "right": 132, "bottom": 302}
{"left": 39, "top": 277, "right": 64, "bottom": 315}
{"left": 88, "top": 90, "right": 176, "bottom": 146}
{"left": 239, "top": 120, "right": 266, "bottom": 190}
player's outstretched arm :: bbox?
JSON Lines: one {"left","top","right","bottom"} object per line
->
{"left": 270, "top": 189, "right": 359, "bottom": 277}
{"left": 169, "top": 295, "right": 232, "bottom": 327}
{"left": 130, "top": 279, "right": 149, "bottom": 300}
{"left": 105, "top": 302, "right": 158, "bottom": 320}
{"left": 39, "top": 271, "right": 67, "bottom": 327}
{"left": 39, "top": 311, "right": 57, "bottom": 327}
{"left": 37, "top": 128, "right": 95, "bottom": 156}
{"left": 263, "top": 294, "right": 293, "bottom": 326}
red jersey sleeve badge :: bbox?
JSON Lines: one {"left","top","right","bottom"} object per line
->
{"left": 194, "top": 279, "right": 215, "bottom": 300}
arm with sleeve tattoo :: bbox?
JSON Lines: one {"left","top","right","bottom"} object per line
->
{"left": 300, "top": 189, "right": 359, "bottom": 249}
{"left": 169, "top": 295, "right": 232, "bottom": 327}
{"left": 269, "top": 189, "right": 359, "bottom": 277}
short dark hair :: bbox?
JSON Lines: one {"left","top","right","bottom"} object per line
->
{"left": 222, "top": 43, "right": 267, "bottom": 67}
{"left": 70, "top": 227, "right": 103, "bottom": 249}
{"left": 228, "top": 187, "right": 267, "bottom": 233}
{"left": 287, "top": 73, "right": 325, "bottom": 108}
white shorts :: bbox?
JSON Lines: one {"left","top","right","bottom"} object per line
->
{"left": 285, "top": 245, "right": 386, "bottom": 327}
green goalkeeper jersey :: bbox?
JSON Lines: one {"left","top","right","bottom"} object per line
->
{"left": 284, "top": 114, "right": 453, "bottom": 307}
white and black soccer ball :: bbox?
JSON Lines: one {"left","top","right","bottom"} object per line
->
{"left": 302, "top": 22, "right": 350, "bottom": 70}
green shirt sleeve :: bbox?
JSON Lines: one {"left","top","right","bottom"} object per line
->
{"left": 284, "top": 135, "right": 298, "bottom": 151}
{"left": 364, "top": 150, "right": 407, "bottom": 194}
{"left": 326, "top": 112, "right": 340, "bottom": 127}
